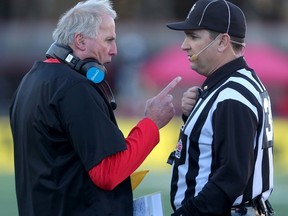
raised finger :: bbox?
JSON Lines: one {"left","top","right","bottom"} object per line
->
{"left": 158, "top": 76, "right": 182, "bottom": 96}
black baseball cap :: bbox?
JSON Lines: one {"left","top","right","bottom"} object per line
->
{"left": 167, "top": 0, "right": 246, "bottom": 39}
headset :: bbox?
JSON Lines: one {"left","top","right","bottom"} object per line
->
{"left": 46, "top": 42, "right": 117, "bottom": 110}
{"left": 46, "top": 42, "right": 106, "bottom": 83}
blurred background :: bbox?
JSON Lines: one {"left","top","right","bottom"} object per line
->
{"left": 0, "top": 0, "right": 288, "bottom": 215}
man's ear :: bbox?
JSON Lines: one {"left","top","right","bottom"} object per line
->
{"left": 218, "top": 33, "right": 230, "bottom": 52}
{"left": 74, "top": 33, "right": 86, "bottom": 51}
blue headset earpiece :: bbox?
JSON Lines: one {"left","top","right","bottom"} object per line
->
{"left": 86, "top": 66, "right": 105, "bottom": 84}
{"left": 76, "top": 58, "right": 106, "bottom": 84}
{"left": 46, "top": 43, "right": 106, "bottom": 84}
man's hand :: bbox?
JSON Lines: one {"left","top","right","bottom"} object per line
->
{"left": 145, "top": 76, "right": 182, "bottom": 129}
{"left": 181, "top": 86, "right": 200, "bottom": 117}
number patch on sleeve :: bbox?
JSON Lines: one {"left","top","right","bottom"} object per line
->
{"left": 261, "top": 91, "right": 274, "bottom": 148}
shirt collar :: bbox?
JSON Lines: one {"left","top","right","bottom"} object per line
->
{"left": 201, "top": 56, "right": 248, "bottom": 92}
{"left": 43, "top": 58, "right": 60, "bottom": 63}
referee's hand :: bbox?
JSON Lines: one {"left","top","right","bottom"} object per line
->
{"left": 181, "top": 86, "right": 200, "bottom": 117}
{"left": 144, "top": 76, "right": 182, "bottom": 129}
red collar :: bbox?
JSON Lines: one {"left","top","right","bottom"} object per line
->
{"left": 44, "top": 58, "right": 60, "bottom": 63}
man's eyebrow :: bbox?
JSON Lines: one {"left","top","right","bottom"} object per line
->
{"left": 184, "top": 31, "right": 198, "bottom": 36}
{"left": 106, "top": 36, "right": 116, "bottom": 41}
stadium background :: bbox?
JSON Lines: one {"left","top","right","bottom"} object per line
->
{"left": 1, "top": 0, "right": 288, "bottom": 215}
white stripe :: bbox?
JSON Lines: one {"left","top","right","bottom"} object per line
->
{"left": 194, "top": 109, "right": 214, "bottom": 196}
{"left": 173, "top": 136, "right": 190, "bottom": 209}
{"left": 237, "top": 68, "right": 265, "bottom": 92}
{"left": 252, "top": 132, "right": 264, "bottom": 198}
{"left": 194, "top": 143, "right": 212, "bottom": 196}
{"left": 261, "top": 148, "right": 274, "bottom": 200}
{"left": 215, "top": 88, "right": 258, "bottom": 119}
{"left": 233, "top": 195, "right": 243, "bottom": 206}
{"left": 268, "top": 148, "right": 274, "bottom": 192}
{"left": 228, "top": 74, "right": 262, "bottom": 104}
{"left": 223, "top": 0, "right": 231, "bottom": 34}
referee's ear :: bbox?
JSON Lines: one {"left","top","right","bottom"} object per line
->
{"left": 217, "top": 33, "right": 230, "bottom": 53}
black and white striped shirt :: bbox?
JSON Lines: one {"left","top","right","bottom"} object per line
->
{"left": 170, "top": 57, "right": 274, "bottom": 215}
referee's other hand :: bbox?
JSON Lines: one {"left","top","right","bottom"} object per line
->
{"left": 144, "top": 76, "right": 182, "bottom": 129}
{"left": 181, "top": 86, "right": 200, "bottom": 117}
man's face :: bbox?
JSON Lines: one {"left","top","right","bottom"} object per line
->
{"left": 181, "top": 29, "right": 220, "bottom": 77}
{"left": 85, "top": 14, "right": 117, "bottom": 65}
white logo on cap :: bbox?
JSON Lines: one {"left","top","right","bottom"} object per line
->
{"left": 187, "top": 3, "right": 196, "bottom": 19}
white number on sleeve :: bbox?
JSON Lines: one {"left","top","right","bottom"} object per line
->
{"left": 261, "top": 91, "right": 273, "bottom": 148}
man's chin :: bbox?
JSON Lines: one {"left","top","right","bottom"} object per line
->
{"left": 190, "top": 63, "right": 197, "bottom": 71}
{"left": 103, "top": 60, "right": 112, "bottom": 65}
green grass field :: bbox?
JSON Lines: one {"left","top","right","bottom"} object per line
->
{"left": 1, "top": 171, "right": 287, "bottom": 216}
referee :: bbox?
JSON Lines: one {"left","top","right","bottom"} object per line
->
{"left": 166, "top": 0, "right": 274, "bottom": 215}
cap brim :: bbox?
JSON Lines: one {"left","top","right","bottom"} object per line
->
{"left": 167, "top": 20, "right": 202, "bottom": 31}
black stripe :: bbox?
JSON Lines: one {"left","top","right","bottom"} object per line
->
{"left": 262, "top": 148, "right": 270, "bottom": 192}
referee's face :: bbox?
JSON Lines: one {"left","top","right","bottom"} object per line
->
{"left": 181, "top": 29, "right": 221, "bottom": 77}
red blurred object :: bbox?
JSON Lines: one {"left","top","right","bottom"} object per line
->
{"left": 140, "top": 44, "right": 205, "bottom": 87}
{"left": 140, "top": 43, "right": 288, "bottom": 87}
{"left": 244, "top": 44, "right": 288, "bottom": 85}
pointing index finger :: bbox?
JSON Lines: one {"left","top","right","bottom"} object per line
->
{"left": 158, "top": 76, "right": 182, "bottom": 96}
